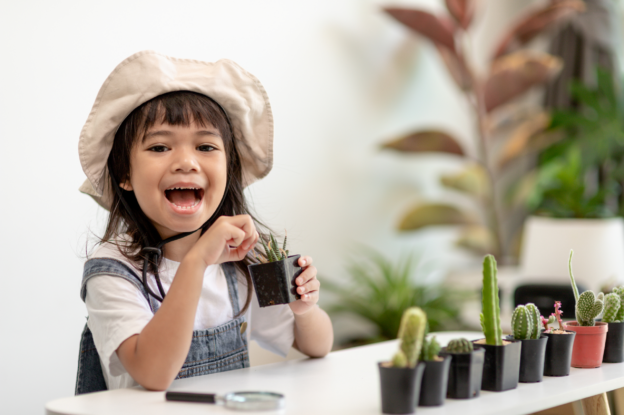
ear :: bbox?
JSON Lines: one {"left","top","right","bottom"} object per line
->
{"left": 119, "top": 180, "right": 133, "bottom": 191}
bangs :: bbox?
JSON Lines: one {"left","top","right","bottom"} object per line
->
{"left": 135, "top": 91, "right": 230, "bottom": 142}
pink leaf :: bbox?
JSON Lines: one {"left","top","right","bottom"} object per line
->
{"left": 444, "top": 0, "right": 476, "bottom": 30}
{"left": 385, "top": 8, "right": 457, "bottom": 52}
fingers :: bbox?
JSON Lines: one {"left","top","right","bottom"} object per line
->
{"left": 295, "top": 265, "right": 319, "bottom": 300}
{"left": 298, "top": 256, "right": 313, "bottom": 267}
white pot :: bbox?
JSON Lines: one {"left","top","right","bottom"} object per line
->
{"left": 519, "top": 216, "right": 624, "bottom": 292}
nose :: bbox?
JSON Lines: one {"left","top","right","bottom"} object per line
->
{"left": 171, "top": 147, "right": 200, "bottom": 173}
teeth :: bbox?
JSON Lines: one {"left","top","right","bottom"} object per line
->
{"left": 172, "top": 199, "right": 200, "bottom": 209}
{"left": 167, "top": 187, "right": 200, "bottom": 191}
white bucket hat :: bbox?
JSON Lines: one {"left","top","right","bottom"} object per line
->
{"left": 78, "top": 50, "right": 274, "bottom": 210}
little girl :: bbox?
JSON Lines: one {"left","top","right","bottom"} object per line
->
{"left": 75, "top": 51, "right": 333, "bottom": 393}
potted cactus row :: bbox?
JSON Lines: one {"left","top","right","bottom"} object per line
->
{"left": 418, "top": 336, "right": 451, "bottom": 407}
{"left": 602, "top": 287, "right": 624, "bottom": 363}
{"left": 508, "top": 303, "right": 548, "bottom": 383}
{"left": 248, "top": 232, "right": 302, "bottom": 307}
{"left": 564, "top": 250, "right": 608, "bottom": 368}
{"left": 474, "top": 255, "right": 521, "bottom": 392}
{"left": 440, "top": 338, "right": 484, "bottom": 400}
{"left": 542, "top": 301, "right": 576, "bottom": 376}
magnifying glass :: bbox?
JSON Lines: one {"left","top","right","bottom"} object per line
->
{"left": 166, "top": 391, "right": 285, "bottom": 411}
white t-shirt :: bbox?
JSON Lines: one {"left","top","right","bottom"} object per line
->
{"left": 84, "top": 241, "right": 295, "bottom": 390}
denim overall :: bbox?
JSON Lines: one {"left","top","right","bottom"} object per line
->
{"left": 75, "top": 258, "right": 249, "bottom": 395}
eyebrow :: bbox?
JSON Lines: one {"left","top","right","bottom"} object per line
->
{"left": 143, "top": 129, "right": 222, "bottom": 142}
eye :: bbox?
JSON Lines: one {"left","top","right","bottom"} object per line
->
{"left": 148, "top": 145, "right": 168, "bottom": 153}
{"left": 198, "top": 144, "right": 216, "bottom": 152}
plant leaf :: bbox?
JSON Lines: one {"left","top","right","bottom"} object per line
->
{"left": 493, "top": 1, "right": 585, "bottom": 58}
{"left": 435, "top": 44, "right": 472, "bottom": 91}
{"left": 444, "top": 0, "right": 475, "bottom": 30}
{"left": 497, "top": 112, "right": 551, "bottom": 167}
{"left": 384, "top": 8, "right": 456, "bottom": 52}
{"left": 456, "top": 225, "right": 496, "bottom": 255}
{"left": 440, "top": 164, "right": 490, "bottom": 198}
{"left": 398, "top": 203, "right": 475, "bottom": 231}
{"left": 382, "top": 130, "right": 464, "bottom": 156}
{"left": 484, "top": 51, "right": 563, "bottom": 113}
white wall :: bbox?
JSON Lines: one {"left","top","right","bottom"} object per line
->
{"left": 0, "top": 0, "right": 534, "bottom": 412}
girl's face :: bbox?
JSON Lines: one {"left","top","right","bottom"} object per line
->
{"left": 120, "top": 120, "right": 228, "bottom": 239}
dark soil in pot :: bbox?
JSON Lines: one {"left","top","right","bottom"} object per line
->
{"left": 506, "top": 335, "right": 547, "bottom": 383}
{"left": 564, "top": 322, "right": 608, "bottom": 368}
{"left": 543, "top": 330, "right": 576, "bottom": 376}
{"left": 439, "top": 346, "right": 484, "bottom": 400}
{"left": 248, "top": 254, "right": 302, "bottom": 307}
{"left": 474, "top": 339, "right": 521, "bottom": 392}
{"left": 378, "top": 362, "right": 425, "bottom": 414}
{"left": 418, "top": 356, "right": 451, "bottom": 406}
{"left": 604, "top": 322, "right": 624, "bottom": 363}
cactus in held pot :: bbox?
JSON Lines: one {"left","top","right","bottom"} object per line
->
{"left": 480, "top": 254, "right": 503, "bottom": 345}
{"left": 446, "top": 338, "right": 474, "bottom": 353}
{"left": 602, "top": 292, "right": 621, "bottom": 323}
{"left": 614, "top": 287, "right": 624, "bottom": 321}
{"left": 390, "top": 307, "right": 427, "bottom": 368}
{"left": 568, "top": 250, "right": 604, "bottom": 326}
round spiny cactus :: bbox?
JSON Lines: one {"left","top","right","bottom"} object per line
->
{"left": 446, "top": 338, "right": 473, "bottom": 353}
{"left": 525, "top": 303, "right": 542, "bottom": 339}
{"left": 576, "top": 290, "right": 604, "bottom": 326}
{"left": 512, "top": 305, "right": 533, "bottom": 340}
{"left": 614, "top": 287, "right": 624, "bottom": 321}
{"left": 602, "top": 292, "right": 621, "bottom": 323}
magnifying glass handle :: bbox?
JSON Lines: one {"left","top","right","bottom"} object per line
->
{"left": 165, "top": 391, "right": 217, "bottom": 404}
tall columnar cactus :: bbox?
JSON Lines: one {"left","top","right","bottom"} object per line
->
{"left": 614, "top": 287, "right": 624, "bottom": 321}
{"left": 568, "top": 250, "right": 604, "bottom": 326}
{"left": 602, "top": 292, "right": 621, "bottom": 323}
{"left": 421, "top": 336, "right": 441, "bottom": 361}
{"left": 525, "top": 303, "right": 542, "bottom": 339}
{"left": 511, "top": 305, "right": 533, "bottom": 340}
{"left": 481, "top": 254, "right": 503, "bottom": 345}
{"left": 446, "top": 338, "right": 474, "bottom": 353}
{"left": 391, "top": 307, "right": 427, "bottom": 368}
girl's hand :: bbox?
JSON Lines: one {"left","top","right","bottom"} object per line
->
{"left": 188, "top": 215, "right": 258, "bottom": 266}
{"left": 289, "top": 256, "right": 320, "bottom": 315}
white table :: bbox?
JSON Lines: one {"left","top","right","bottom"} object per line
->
{"left": 46, "top": 332, "right": 624, "bottom": 415}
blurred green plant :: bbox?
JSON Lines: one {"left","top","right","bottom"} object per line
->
{"left": 521, "top": 69, "right": 624, "bottom": 218}
{"left": 322, "top": 247, "right": 470, "bottom": 345}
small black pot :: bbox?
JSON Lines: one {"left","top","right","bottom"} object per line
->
{"left": 543, "top": 331, "right": 576, "bottom": 376}
{"left": 476, "top": 340, "right": 521, "bottom": 392}
{"left": 418, "top": 356, "right": 451, "bottom": 406}
{"left": 378, "top": 362, "right": 425, "bottom": 414}
{"left": 439, "top": 347, "right": 484, "bottom": 400}
{"left": 248, "top": 255, "right": 302, "bottom": 307}
{"left": 604, "top": 322, "right": 624, "bottom": 363}
{"left": 513, "top": 335, "right": 548, "bottom": 383}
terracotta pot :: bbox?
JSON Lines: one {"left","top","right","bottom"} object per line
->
{"left": 564, "top": 322, "right": 608, "bottom": 368}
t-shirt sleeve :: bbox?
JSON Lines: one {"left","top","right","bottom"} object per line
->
{"left": 84, "top": 275, "right": 154, "bottom": 377}
{"left": 241, "top": 282, "right": 295, "bottom": 358}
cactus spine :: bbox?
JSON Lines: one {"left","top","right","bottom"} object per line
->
{"left": 421, "top": 336, "right": 441, "bottom": 361}
{"left": 602, "top": 292, "right": 621, "bottom": 323}
{"left": 569, "top": 250, "right": 604, "bottom": 326}
{"left": 481, "top": 254, "right": 502, "bottom": 345}
{"left": 394, "top": 307, "right": 427, "bottom": 368}
{"left": 614, "top": 287, "right": 624, "bottom": 321}
{"left": 446, "top": 338, "right": 474, "bottom": 353}
{"left": 526, "top": 303, "right": 542, "bottom": 339}
{"left": 255, "top": 232, "right": 289, "bottom": 263}
{"left": 511, "top": 305, "right": 532, "bottom": 340}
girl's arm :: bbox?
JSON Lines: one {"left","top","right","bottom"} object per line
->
{"left": 289, "top": 256, "right": 334, "bottom": 357}
{"left": 116, "top": 215, "right": 258, "bottom": 391}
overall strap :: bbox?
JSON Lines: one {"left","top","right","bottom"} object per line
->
{"left": 222, "top": 262, "right": 242, "bottom": 316}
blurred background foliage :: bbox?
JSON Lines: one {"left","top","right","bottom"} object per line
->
{"left": 322, "top": 247, "right": 471, "bottom": 346}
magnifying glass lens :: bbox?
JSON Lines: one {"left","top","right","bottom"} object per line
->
{"left": 224, "top": 392, "right": 285, "bottom": 411}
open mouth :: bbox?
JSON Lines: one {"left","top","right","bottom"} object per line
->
{"left": 164, "top": 187, "right": 204, "bottom": 209}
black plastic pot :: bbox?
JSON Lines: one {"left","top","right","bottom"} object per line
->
{"left": 418, "top": 356, "right": 451, "bottom": 406}
{"left": 543, "top": 331, "right": 575, "bottom": 376}
{"left": 378, "top": 362, "right": 425, "bottom": 414}
{"left": 604, "top": 322, "right": 624, "bottom": 363}
{"left": 248, "top": 254, "right": 302, "bottom": 307}
{"left": 439, "top": 346, "right": 484, "bottom": 400}
{"left": 513, "top": 335, "right": 548, "bottom": 383}
{"left": 476, "top": 340, "right": 521, "bottom": 392}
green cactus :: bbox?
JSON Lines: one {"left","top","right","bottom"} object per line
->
{"left": 480, "top": 254, "right": 503, "bottom": 345}
{"left": 254, "top": 232, "right": 289, "bottom": 263}
{"left": 614, "top": 287, "right": 624, "bottom": 321}
{"left": 420, "top": 336, "right": 441, "bottom": 361}
{"left": 394, "top": 307, "right": 427, "bottom": 368}
{"left": 511, "top": 305, "right": 533, "bottom": 340}
{"left": 569, "top": 250, "right": 604, "bottom": 326}
{"left": 446, "top": 338, "right": 474, "bottom": 353}
{"left": 392, "top": 350, "right": 407, "bottom": 368}
{"left": 525, "top": 303, "right": 542, "bottom": 339}
{"left": 603, "top": 293, "right": 621, "bottom": 323}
